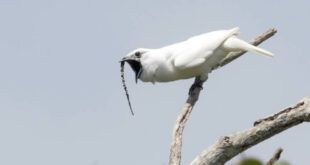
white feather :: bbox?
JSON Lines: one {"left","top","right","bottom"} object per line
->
{"left": 222, "top": 36, "right": 274, "bottom": 57}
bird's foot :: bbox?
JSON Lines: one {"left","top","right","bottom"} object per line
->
{"left": 188, "top": 82, "right": 203, "bottom": 95}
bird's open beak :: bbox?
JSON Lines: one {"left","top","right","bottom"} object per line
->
{"left": 120, "top": 56, "right": 132, "bottom": 62}
{"left": 120, "top": 56, "right": 142, "bottom": 83}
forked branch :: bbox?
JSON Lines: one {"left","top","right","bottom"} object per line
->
{"left": 169, "top": 29, "right": 277, "bottom": 165}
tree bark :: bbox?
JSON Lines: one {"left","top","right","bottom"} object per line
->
{"left": 190, "top": 97, "right": 310, "bottom": 165}
{"left": 169, "top": 29, "right": 277, "bottom": 165}
{"left": 265, "top": 148, "right": 283, "bottom": 165}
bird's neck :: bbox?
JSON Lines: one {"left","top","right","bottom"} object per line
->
{"left": 139, "top": 50, "right": 176, "bottom": 83}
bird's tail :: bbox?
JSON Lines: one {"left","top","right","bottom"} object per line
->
{"left": 222, "top": 36, "right": 274, "bottom": 57}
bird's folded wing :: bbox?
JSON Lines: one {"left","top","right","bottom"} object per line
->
{"left": 172, "top": 27, "right": 239, "bottom": 70}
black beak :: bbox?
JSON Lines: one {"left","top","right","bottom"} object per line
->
{"left": 120, "top": 57, "right": 142, "bottom": 83}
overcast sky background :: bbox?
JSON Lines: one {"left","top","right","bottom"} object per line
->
{"left": 0, "top": 0, "right": 310, "bottom": 165}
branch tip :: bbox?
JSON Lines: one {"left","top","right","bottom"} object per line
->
{"left": 265, "top": 148, "right": 283, "bottom": 165}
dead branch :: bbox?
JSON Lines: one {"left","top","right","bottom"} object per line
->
{"left": 169, "top": 29, "right": 277, "bottom": 165}
{"left": 265, "top": 148, "right": 283, "bottom": 165}
{"left": 190, "top": 97, "right": 310, "bottom": 165}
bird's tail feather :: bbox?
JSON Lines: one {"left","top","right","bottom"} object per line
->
{"left": 222, "top": 36, "right": 274, "bottom": 57}
{"left": 228, "top": 27, "right": 240, "bottom": 36}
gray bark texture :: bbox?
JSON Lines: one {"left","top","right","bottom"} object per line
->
{"left": 190, "top": 97, "right": 310, "bottom": 165}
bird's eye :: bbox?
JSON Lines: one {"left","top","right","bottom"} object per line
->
{"left": 135, "top": 51, "right": 141, "bottom": 58}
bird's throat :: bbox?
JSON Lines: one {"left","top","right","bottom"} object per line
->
{"left": 125, "top": 60, "right": 142, "bottom": 83}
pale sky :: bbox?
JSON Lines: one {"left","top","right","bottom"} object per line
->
{"left": 0, "top": 0, "right": 309, "bottom": 165}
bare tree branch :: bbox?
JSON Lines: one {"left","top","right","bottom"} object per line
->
{"left": 169, "top": 29, "right": 277, "bottom": 165}
{"left": 265, "top": 148, "right": 283, "bottom": 165}
{"left": 190, "top": 97, "right": 310, "bottom": 165}
{"left": 169, "top": 78, "right": 204, "bottom": 165}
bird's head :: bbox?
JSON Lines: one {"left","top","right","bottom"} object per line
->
{"left": 120, "top": 48, "right": 150, "bottom": 115}
{"left": 120, "top": 48, "right": 149, "bottom": 83}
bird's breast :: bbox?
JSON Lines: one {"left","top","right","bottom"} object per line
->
{"left": 142, "top": 62, "right": 209, "bottom": 82}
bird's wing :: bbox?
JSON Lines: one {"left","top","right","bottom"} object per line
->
{"left": 172, "top": 27, "right": 239, "bottom": 70}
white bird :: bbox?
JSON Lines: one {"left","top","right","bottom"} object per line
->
{"left": 122, "top": 27, "right": 272, "bottom": 83}
{"left": 120, "top": 27, "right": 273, "bottom": 115}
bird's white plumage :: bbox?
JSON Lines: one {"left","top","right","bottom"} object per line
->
{"left": 172, "top": 27, "right": 239, "bottom": 70}
{"left": 123, "top": 27, "right": 273, "bottom": 83}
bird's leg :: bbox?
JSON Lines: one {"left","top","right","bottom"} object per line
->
{"left": 188, "top": 75, "right": 206, "bottom": 95}
{"left": 189, "top": 82, "right": 202, "bottom": 95}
